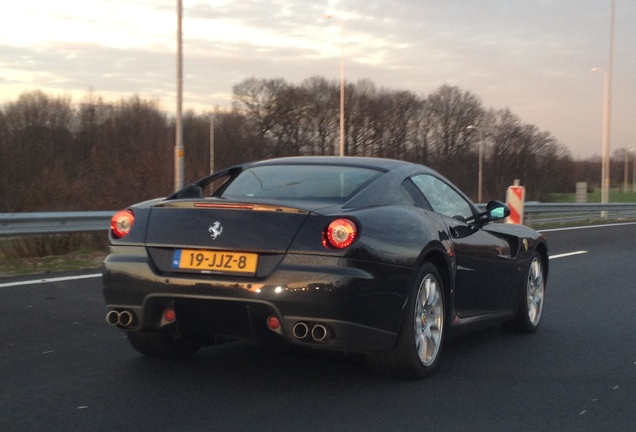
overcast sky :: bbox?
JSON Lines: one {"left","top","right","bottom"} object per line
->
{"left": 1, "top": 0, "right": 634, "bottom": 159}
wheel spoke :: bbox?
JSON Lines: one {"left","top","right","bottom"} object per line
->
{"left": 416, "top": 333, "right": 428, "bottom": 360}
{"left": 425, "top": 279, "right": 436, "bottom": 306}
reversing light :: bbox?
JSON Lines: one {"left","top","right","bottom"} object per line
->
{"left": 110, "top": 209, "right": 134, "bottom": 239}
{"left": 324, "top": 218, "right": 358, "bottom": 249}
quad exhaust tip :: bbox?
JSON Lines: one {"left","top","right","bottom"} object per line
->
{"left": 311, "top": 324, "right": 329, "bottom": 342}
{"left": 105, "top": 310, "right": 135, "bottom": 328}
{"left": 291, "top": 321, "right": 332, "bottom": 343}
{"left": 292, "top": 322, "right": 309, "bottom": 339}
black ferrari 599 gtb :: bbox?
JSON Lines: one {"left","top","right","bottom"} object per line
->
{"left": 103, "top": 156, "right": 547, "bottom": 378}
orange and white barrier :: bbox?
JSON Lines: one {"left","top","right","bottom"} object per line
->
{"left": 506, "top": 183, "right": 525, "bottom": 224}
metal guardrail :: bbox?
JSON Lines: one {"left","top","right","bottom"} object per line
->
{"left": 522, "top": 202, "right": 636, "bottom": 226}
{"left": 0, "top": 211, "right": 116, "bottom": 236}
{"left": 1, "top": 203, "right": 636, "bottom": 236}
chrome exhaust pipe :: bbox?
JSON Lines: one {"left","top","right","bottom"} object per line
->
{"left": 105, "top": 310, "right": 135, "bottom": 327}
{"left": 118, "top": 310, "right": 134, "bottom": 327}
{"left": 105, "top": 310, "right": 120, "bottom": 326}
{"left": 292, "top": 322, "right": 309, "bottom": 339}
{"left": 311, "top": 324, "right": 329, "bottom": 342}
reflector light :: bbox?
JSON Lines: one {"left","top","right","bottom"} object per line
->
{"left": 267, "top": 316, "right": 281, "bottom": 330}
{"left": 110, "top": 210, "right": 134, "bottom": 239}
{"left": 163, "top": 308, "right": 176, "bottom": 323}
{"left": 324, "top": 218, "right": 358, "bottom": 249}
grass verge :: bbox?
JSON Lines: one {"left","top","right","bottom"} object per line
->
{"left": 0, "top": 250, "right": 107, "bottom": 278}
{"left": 0, "top": 234, "right": 107, "bottom": 278}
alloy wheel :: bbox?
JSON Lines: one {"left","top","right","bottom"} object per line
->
{"left": 527, "top": 257, "right": 545, "bottom": 326}
{"left": 414, "top": 273, "right": 444, "bottom": 366}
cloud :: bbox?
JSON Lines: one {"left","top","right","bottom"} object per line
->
{"left": 1, "top": 0, "right": 635, "bottom": 158}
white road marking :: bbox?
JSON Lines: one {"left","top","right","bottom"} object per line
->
{"left": 549, "top": 251, "right": 588, "bottom": 259}
{"left": 0, "top": 273, "right": 101, "bottom": 288}
{"left": 539, "top": 221, "right": 636, "bottom": 232}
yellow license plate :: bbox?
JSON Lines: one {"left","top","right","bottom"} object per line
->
{"left": 172, "top": 249, "right": 258, "bottom": 274}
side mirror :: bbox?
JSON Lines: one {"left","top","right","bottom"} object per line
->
{"left": 485, "top": 201, "right": 510, "bottom": 221}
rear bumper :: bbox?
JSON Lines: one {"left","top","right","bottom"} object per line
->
{"left": 102, "top": 245, "right": 411, "bottom": 353}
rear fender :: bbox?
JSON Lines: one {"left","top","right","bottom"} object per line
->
{"left": 407, "top": 242, "right": 456, "bottom": 331}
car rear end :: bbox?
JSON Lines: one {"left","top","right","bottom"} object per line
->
{"left": 103, "top": 161, "right": 415, "bottom": 353}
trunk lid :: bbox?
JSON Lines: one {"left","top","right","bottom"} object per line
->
{"left": 145, "top": 200, "right": 314, "bottom": 251}
{"left": 143, "top": 200, "right": 326, "bottom": 277}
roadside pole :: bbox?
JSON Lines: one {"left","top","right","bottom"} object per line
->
{"left": 506, "top": 180, "right": 525, "bottom": 225}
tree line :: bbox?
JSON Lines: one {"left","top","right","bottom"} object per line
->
{"left": 0, "top": 79, "right": 621, "bottom": 213}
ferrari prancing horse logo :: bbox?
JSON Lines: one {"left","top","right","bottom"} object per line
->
{"left": 208, "top": 221, "right": 223, "bottom": 240}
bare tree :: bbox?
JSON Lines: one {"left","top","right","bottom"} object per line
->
{"left": 300, "top": 76, "right": 339, "bottom": 155}
{"left": 232, "top": 78, "right": 300, "bottom": 159}
{"left": 425, "top": 85, "right": 484, "bottom": 192}
{"left": 346, "top": 79, "right": 382, "bottom": 157}
{"left": 1, "top": 91, "right": 74, "bottom": 211}
{"left": 487, "top": 109, "right": 573, "bottom": 201}
{"left": 0, "top": 81, "right": 582, "bottom": 212}
{"left": 384, "top": 90, "right": 422, "bottom": 160}
{"left": 213, "top": 110, "right": 261, "bottom": 168}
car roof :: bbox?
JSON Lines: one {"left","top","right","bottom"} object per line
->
{"left": 244, "top": 156, "right": 430, "bottom": 174}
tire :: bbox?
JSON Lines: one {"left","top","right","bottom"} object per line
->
{"left": 126, "top": 332, "right": 201, "bottom": 359}
{"left": 503, "top": 253, "right": 545, "bottom": 333}
{"left": 367, "top": 262, "right": 445, "bottom": 379}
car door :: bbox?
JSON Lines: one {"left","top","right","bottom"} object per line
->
{"left": 409, "top": 174, "right": 514, "bottom": 318}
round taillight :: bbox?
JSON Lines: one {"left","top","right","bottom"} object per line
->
{"left": 267, "top": 316, "right": 281, "bottom": 330}
{"left": 324, "top": 218, "right": 358, "bottom": 249}
{"left": 163, "top": 308, "right": 176, "bottom": 323}
{"left": 110, "top": 210, "right": 134, "bottom": 239}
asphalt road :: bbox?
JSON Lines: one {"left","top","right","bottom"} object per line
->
{"left": 1, "top": 223, "right": 635, "bottom": 432}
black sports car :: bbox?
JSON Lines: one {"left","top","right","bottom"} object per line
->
{"left": 103, "top": 156, "right": 547, "bottom": 378}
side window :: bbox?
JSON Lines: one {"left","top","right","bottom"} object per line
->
{"left": 410, "top": 174, "right": 474, "bottom": 220}
{"left": 400, "top": 179, "right": 431, "bottom": 209}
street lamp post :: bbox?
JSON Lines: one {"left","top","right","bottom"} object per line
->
{"left": 624, "top": 149, "right": 629, "bottom": 193}
{"left": 174, "top": 0, "right": 185, "bottom": 191}
{"left": 591, "top": 0, "right": 615, "bottom": 217}
{"left": 206, "top": 113, "right": 215, "bottom": 175}
{"left": 591, "top": 66, "right": 611, "bottom": 213}
{"left": 629, "top": 148, "right": 636, "bottom": 193}
{"left": 466, "top": 125, "right": 483, "bottom": 203}
{"left": 325, "top": 15, "right": 345, "bottom": 156}
{"left": 633, "top": 151, "right": 636, "bottom": 194}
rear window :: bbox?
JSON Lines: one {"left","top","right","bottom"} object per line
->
{"left": 218, "top": 165, "right": 382, "bottom": 201}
